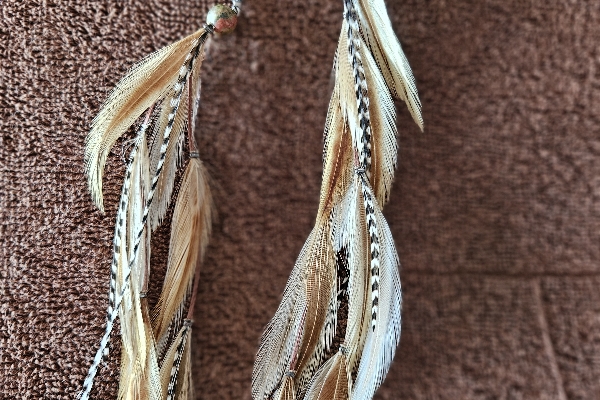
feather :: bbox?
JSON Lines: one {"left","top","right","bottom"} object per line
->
{"left": 352, "top": 209, "right": 401, "bottom": 400}
{"left": 356, "top": 0, "right": 423, "bottom": 130}
{"left": 147, "top": 53, "right": 204, "bottom": 231}
{"left": 117, "top": 127, "right": 164, "bottom": 400}
{"left": 104, "top": 110, "right": 153, "bottom": 361}
{"left": 80, "top": 2, "right": 241, "bottom": 394}
{"left": 159, "top": 321, "right": 192, "bottom": 400}
{"left": 272, "top": 374, "right": 297, "bottom": 400}
{"left": 303, "top": 353, "right": 350, "bottom": 400}
{"left": 84, "top": 27, "right": 208, "bottom": 212}
{"left": 294, "top": 249, "right": 338, "bottom": 397}
{"left": 317, "top": 88, "right": 353, "bottom": 220}
{"left": 332, "top": 176, "right": 370, "bottom": 377}
{"left": 152, "top": 157, "right": 212, "bottom": 346}
{"left": 288, "top": 221, "right": 336, "bottom": 392}
{"left": 252, "top": 236, "right": 310, "bottom": 399}
{"left": 252, "top": 0, "right": 420, "bottom": 398}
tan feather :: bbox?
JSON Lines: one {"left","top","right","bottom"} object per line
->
{"left": 317, "top": 90, "right": 354, "bottom": 220}
{"left": 152, "top": 157, "right": 212, "bottom": 343}
{"left": 117, "top": 299, "right": 163, "bottom": 400}
{"left": 294, "top": 221, "right": 336, "bottom": 375}
{"left": 252, "top": 241, "right": 309, "bottom": 399}
{"left": 304, "top": 353, "right": 350, "bottom": 400}
{"left": 159, "top": 322, "right": 192, "bottom": 400}
{"left": 148, "top": 51, "right": 205, "bottom": 231}
{"left": 84, "top": 27, "right": 207, "bottom": 211}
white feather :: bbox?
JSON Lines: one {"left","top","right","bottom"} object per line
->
{"left": 357, "top": 0, "right": 423, "bottom": 130}
{"left": 352, "top": 208, "right": 401, "bottom": 400}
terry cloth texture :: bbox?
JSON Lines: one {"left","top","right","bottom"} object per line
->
{"left": 1, "top": 0, "right": 600, "bottom": 399}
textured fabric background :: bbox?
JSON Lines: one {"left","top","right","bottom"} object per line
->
{"left": 2, "top": 0, "right": 600, "bottom": 399}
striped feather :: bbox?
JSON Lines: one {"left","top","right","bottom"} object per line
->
{"left": 352, "top": 209, "right": 401, "bottom": 400}
{"left": 105, "top": 113, "right": 152, "bottom": 359}
{"left": 147, "top": 52, "right": 205, "bottom": 231}
{"left": 159, "top": 321, "right": 192, "bottom": 400}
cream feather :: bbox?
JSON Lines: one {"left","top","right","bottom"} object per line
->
{"left": 357, "top": 0, "right": 423, "bottom": 130}
{"left": 352, "top": 210, "right": 401, "bottom": 400}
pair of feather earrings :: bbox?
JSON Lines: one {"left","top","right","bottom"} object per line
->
{"left": 79, "top": 0, "right": 421, "bottom": 398}
{"left": 79, "top": 2, "right": 240, "bottom": 399}
{"left": 251, "top": 0, "right": 422, "bottom": 399}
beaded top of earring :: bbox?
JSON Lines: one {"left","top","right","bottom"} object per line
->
{"left": 206, "top": 3, "right": 238, "bottom": 34}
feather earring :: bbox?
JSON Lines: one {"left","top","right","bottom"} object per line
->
{"left": 251, "top": 0, "right": 422, "bottom": 399}
{"left": 78, "top": 2, "right": 240, "bottom": 399}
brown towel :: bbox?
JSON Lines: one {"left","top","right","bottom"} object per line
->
{"left": 1, "top": 0, "right": 598, "bottom": 398}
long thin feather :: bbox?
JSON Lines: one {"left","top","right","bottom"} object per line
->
{"left": 147, "top": 51, "right": 204, "bottom": 232}
{"left": 290, "top": 221, "right": 336, "bottom": 391}
{"left": 117, "top": 127, "right": 151, "bottom": 400}
{"left": 152, "top": 157, "right": 212, "bottom": 343}
{"left": 252, "top": 237, "right": 311, "bottom": 399}
{"left": 352, "top": 209, "right": 401, "bottom": 400}
{"left": 356, "top": 0, "right": 423, "bottom": 130}
{"left": 159, "top": 321, "right": 192, "bottom": 400}
{"left": 104, "top": 111, "right": 153, "bottom": 358}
